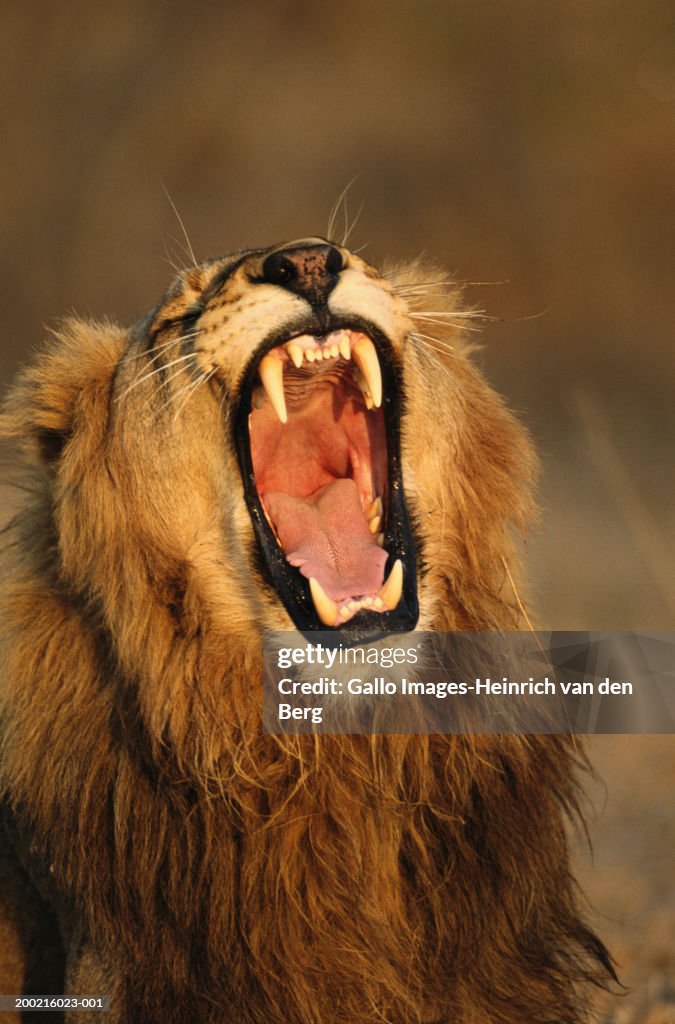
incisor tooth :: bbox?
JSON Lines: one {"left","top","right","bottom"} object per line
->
{"left": 258, "top": 354, "right": 287, "bottom": 424}
{"left": 352, "top": 336, "right": 382, "bottom": 409}
{"left": 330, "top": 343, "right": 339, "bottom": 359}
{"left": 369, "top": 515, "right": 382, "bottom": 535}
{"left": 286, "top": 343, "right": 303, "bottom": 368}
{"left": 339, "top": 334, "right": 351, "bottom": 360}
{"left": 309, "top": 577, "right": 339, "bottom": 627}
{"left": 305, "top": 348, "right": 316, "bottom": 363}
{"left": 378, "top": 559, "right": 403, "bottom": 610}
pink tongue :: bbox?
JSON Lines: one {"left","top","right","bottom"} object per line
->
{"left": 264, "top": 479, "right": 387, "bottom": 603}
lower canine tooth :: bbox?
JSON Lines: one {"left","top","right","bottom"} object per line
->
{"left": 252, "top": 386, "right": 265, "bottom": 410}
{"left": 354, "top": 368, "right": 371, "bottom": 405}
{"left": 309, "top": 577, "right": 339, "bottom": 627}
{"left": 369, "top": 515, "right": 382, "bottom": 535}
{"left": 352, "top": 336, "right": 382, "bottom": 409}
{"left": 378, "top": 559, "right": 403, "bottom": 610}
{"left": 258, "top": 354, "right": 287, "bottom": 424}
{"left": 368, "top": 497, "right": 383, "bottom": 520}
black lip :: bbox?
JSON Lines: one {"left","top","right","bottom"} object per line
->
{"left": 233, "top": 314, "right": 419, "bottom": 642}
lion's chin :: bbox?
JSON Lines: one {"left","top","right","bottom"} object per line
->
{"left": 233, "top": 321, "right": 419, "bottom": 641}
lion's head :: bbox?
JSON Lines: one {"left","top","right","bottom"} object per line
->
{"left": 2, "top": 238, "right": 534, "bottom": 649}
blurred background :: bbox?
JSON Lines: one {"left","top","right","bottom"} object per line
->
{"left": 1, "top": 1, "right": 673, "bottom": 1018}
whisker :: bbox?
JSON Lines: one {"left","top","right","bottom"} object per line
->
{"left": 410, "top": 310, "right": 486, "bottom": 319}
{"left": 391, "top": 278, "right": 450, "bottom": 291}
{"left": 161, "top": 181, "right": 198, "bottom": 268}
{"left": 399, "top": 292, "right": 453, "bottom": 303}
{"left": 161, "top": 234, "right": 185, "bottom": 274}
{"left": 119, "top": 330, "right": 202, "bottom": 366}
{"left": 327, "top": 177, "right": 358, "bottom": 240}
{"left": 408, "top": 336, "right": 454, "bottom": 375}
{"left": 152, "top": 363, "right": 203, "bottom": 415}
{"left": 396, "top": 285, "right": 451, "bottom": 296}
{"left": 456, "top": 278, "right": 510, "bottom": 287}
{"left": 326, "top": 175, "right": 360, "bottom": 244}
{"left": 410, "top": 329, "right": 454, "bottom": 347}
{"left": 409, "top": 331, "right": 461, "bottom": 358}
{"left": 341, "top": 200, "right": 364, "bottom": 248}
{"left": 161, "top": 253, "right": 183, "bottom": 274}
{"left": 410, "top": 315, "right": 483, "bottom": 334}
{"left": 171, "top": 367, "right": 217, "bottom": 421}
{"left": 425, "top": 349, "right": 452, "bottom": 375}
{"left": 117, "top": 352, "right": 197, "bottom": 401}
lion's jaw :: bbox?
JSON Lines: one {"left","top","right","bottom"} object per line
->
{"left": 163, "top": 242, "right": 420, "bottom": 640}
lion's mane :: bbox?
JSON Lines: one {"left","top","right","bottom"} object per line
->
{"left": 0, "top": 258, "right": 612, "bottom": 1023}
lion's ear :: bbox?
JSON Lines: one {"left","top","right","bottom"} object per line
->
{"left": 0, "top": 318, "right": 127, "bottom": 467}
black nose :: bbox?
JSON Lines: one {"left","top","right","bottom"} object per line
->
{"left": 261, "top": 242, "right": 343, "bottom": 306}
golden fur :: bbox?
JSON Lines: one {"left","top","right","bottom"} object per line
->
{"left": 0, "top": 244, "right": 612, "bottom": 1022}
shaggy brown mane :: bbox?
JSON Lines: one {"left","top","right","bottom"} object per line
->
{"left": 0, "top": 247, "right": 614, "bottom": 1023}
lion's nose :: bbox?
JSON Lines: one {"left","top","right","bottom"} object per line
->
{"left": 261, "top": 241, "right": 344, "bottom": 306}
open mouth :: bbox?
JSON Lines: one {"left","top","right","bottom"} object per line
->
{"left": 234, "top": 321, "right": 419, "bottom": 639}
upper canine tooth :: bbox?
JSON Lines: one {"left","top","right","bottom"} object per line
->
{"left": 352, "top": 336, "right": 382, "bottom": 408}
{"left": 378, "top": 559, "right": 403, "bottom": 610}
{"left": 309, "top": 577, "right": 339, "bottom": 627}
{"left": 258, "top": 354, "right": 287, "bottom": 424}
{"left": 286, "top": 343, "right": 304, "bottom": 368}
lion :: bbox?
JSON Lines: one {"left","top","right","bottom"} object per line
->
{"left": 0, "top": 238, "right": 613, "bottom": 1023}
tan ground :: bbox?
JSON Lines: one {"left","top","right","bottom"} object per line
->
{"left": 576, "top": 736, "right": 675, "bottom": 1023}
